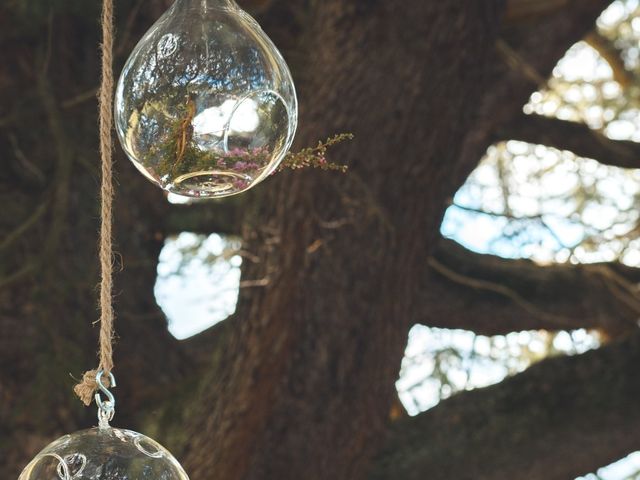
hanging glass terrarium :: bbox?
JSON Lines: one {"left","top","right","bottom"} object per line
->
{"left": 19, "top": 372, "right": 190, "bottom": 480}
{"left": 115, "top": 0, "right": 298, "bottom": 198}
{"left": 19, "top": 428, "right": 189, "bottom": 480}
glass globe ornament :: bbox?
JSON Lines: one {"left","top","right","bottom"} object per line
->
{"left": 19, "top": 372, "right": 189, "bottom": 480}
{"left": 115, "top": 0, "right": 298, "bottom": 198}
{"left": 18, "top": 427, "right": 189, "bottom": 480}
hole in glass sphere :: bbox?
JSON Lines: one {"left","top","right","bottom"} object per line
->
{"left": 225, "top": 90, "right": 291, "bottom": 166}
{"left": 121, "top": 90, "right": 290, "bottom": 198}
{"left": 57, "top": 453, "right": 86, "bottom": 479}
{"left": 134, "top": 436, "right": 164, "bottom": 459}
{"left": 20, "top": 453, "right": 70, "bottom": 480}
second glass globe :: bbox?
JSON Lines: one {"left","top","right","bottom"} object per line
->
{"left": 18, "top": 427, "right": 189, "bottom": 480}
{"left": 115, "top": 0, "right": 298, "bottom": 198}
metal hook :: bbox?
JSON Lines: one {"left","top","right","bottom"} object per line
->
{"left": 95, "top": 370, "right": 116, "bottom": 426}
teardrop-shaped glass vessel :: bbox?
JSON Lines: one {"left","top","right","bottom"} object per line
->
{"left": 115, "top": 0, "right": 298, "bottom": 198}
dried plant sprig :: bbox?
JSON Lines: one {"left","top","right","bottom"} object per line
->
{"left": 141, "top": 98, "right": 353, "bottom": 179}
{"left": 280, "top": 133, "right": 354, "bottom": 172}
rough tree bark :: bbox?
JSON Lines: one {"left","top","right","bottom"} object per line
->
{"left": 182, "top": 1, "right": 503, "bottom": 478}
{"left": 1, "top": 1, "right": 637, "bottom": 480}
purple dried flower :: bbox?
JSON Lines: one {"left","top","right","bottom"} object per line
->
{"left": 232, "top": 178, "right": 249, "bottom": 190}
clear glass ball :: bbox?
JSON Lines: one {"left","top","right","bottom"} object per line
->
{"left": 115, "top": 0, "right": 298, "bottom": 198}
{"left": 18, "top": 427, "right": 189, "bottom": 479}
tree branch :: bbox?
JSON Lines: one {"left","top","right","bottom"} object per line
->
{"left": 372, "top": 330, "right": 640, "bottom": 480}
{"left": 0, "top": 201, "right": 48, "bottom": 253}
{"left": 419, "top": 238, "right": 640, "bottom": 335}
{"left": 457, "top": 0, "right": 612, "bottom": 201}
{"left": 497, "top": 113, "right": 640, "bottom": 169}
{"left": 504, "top": 0, "right": 571, "bottom": 24}
{"left": 585, "top": 30, "right": 636, "bottom": 88}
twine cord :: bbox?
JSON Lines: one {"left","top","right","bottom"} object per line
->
{"left": 74, "top": 0, "right": 116, "bottom": 406}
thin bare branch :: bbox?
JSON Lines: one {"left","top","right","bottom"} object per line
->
{"left": 420, "top": 238, "right": 640, "bottom": 336}
{"left": 496, "top": 113, "right": 640, "bottom": 169}
{"left": 585, "top": 30, "right": 636, "bottom": 88}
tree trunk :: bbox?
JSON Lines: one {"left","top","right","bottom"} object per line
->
{"left": 181, "top": 2, "right": 504, "bottom": 479}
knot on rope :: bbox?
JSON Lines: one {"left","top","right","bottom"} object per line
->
{"left": 74, "top": 369, "right": 100, "bottom": 406}
{"left": 74, "top": 368, "right": 114, "bottom": 406}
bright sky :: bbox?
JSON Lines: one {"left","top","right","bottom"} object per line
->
{"left": 155, "top": 232, "right": 240, "bottom": 339}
